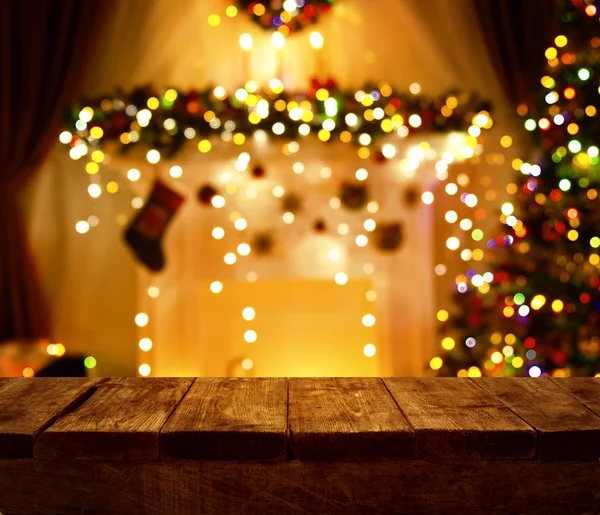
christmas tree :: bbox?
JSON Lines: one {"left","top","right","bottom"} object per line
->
{"left": 432, "top": 0, "right": 600, "bottom": 378}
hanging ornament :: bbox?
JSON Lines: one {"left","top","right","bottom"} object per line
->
{"left": 373, "top": 150, "right": 386, "bottom": 163}
{"left": 124, "top": 179, "right": 185, "bottom": 271}
{"left": 252, "top": 232, "right": 275, "bottom": 255}
{"left": 198, "top": 184, "right": 218, "bottom": 205}
{"left": 373, "top": 222, "right": 404, "bottom": 252}
{"left": 340, "top": 182, "right": 368, "bottom": 210}
{"left": 313, "top": 218, "right": 327, "bottom": 232}
{"left": 403, "top": 184, "right": 420, "bottom": 208}
{"left": 251, "top": 164, "right": 266, "bottom": 178}
{"left": 282, "top": 193, "right": 303, "bottom": 213}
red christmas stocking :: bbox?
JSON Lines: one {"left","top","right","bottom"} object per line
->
{"left": 124, "top": 179, "right": 185, "bottom": 271}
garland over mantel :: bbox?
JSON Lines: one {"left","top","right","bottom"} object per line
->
{"left": 61, "top": 79, "right": 493, "bottom": 161}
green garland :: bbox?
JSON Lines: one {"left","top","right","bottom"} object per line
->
{"left": 61, "top": 80, "right": 492, "bottom": 161}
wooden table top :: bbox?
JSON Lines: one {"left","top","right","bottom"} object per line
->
{"left": 0, "top": 376, "right": 599, "bottom": 462}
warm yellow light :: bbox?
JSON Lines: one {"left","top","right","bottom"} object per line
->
{"left": 430, "top": 357, "right": 443, "bottom": 370}
{"left": 552, "top": 299, "right": 564, "bottom": 313}
{"left": 363, "top": 219, "right": 376, "bottom": 232}
{"left": 91, "top": 150, "right": 104, "bottom": 163}
{"left": 237, "top": 243, "right": 251, "bottom": 256}
{"left": 127, "top": 168, "right": 141, "bottom": 181}
{"left": 363, "top": 344, "right": 376, "bottom": 357}
{"left": 441, "top": 337, "right": 455, "bottom": 350}
{"left": 531, "top": 294, "right": 546, "bottom": 310}
{"left": 242, "top": 307, "right": 255, "bottom": 321}
{"left": 139, "top": 364, "right": 151, "bottom": 376}
{"left": 79, "top": 107, "right": 94, "bottom": 122}
{"left": 408, "top": 114, "right": 422, "bottom": 127}
{"left": 491, "top": 351, "right": 503, "bottom": 364}
{"left": 224, "top": 252, "right": 237, "bottom": 265}
{"left": 241, "top": 358, "right": 254, "bottom": 371}
{"left": 90, "top": 126, "right": 103, "bottom": 139}
{"left": 59, "top": 131, "right": 72, "bottom": 144}
{"left": 211, "top": 195, "right": 225, "bottom": 208}
{"left": 198, "top": 139, "right": 212, "bottom": 153}
{"left": 244, "top": 330, "right": 257, "bottom": 343}
{"left": 239, "top": 33, "right": 253, "bottom": 51}
{"left": 467, "top": 366, "right": 482, "bottom": 377}
{"left": 87, "top": 184, "right": 101, "bottom": 198}
{"left": 362, "top": 314, "right": 376, "bottom": 327}
{"left": 355, "top": 235, "right": 368, "bottom": 247}
{"left": 226, "top": 5, "right": 238, "bottom": 17}
{"left": 446, "top": 237, "right": 460, "bottom": 250}
{"left": 271, "top": 32, "right": 285, "bottom": 49}
{"left": 437, "top": 310, "right": 449, "bottom": 322}
{"left": 207, "top": 14, "right": 221, "bottom": 26}
{"left": 555, "top": 35, "right": 567, "bottom": 47}
{"left": 146, "top": 149, "right": 160, "bottom": 164}
{"left": 135, "top": 313, "right": 149, "bottom": 327}
{"left": 139, "top": 338, "right": 153, "bottom": 352}
{"left": 210, "top": 281, "right": 223, "bottom": 293}
{"left": 309, "top": 31, "right": 324, "bottom": 49}
{"left": 355, "top": 168, "right": 368, "bottom": 181}
{"left": 512, "top": 357, "right": 524, "bottom": 369}
{"left": 334, "top": 272, "right": 348, "bottom": 285}
{"left": 422, "top": 191, "right": 434, "bottom": 204}
{"left": 500, "top": 135, "right": 512, "bottom": 148}
{"left": 75, "top": 220, "right": 90, "bottom": 234}
{"left": 169, "top": 166, "right": 183, "bottom": 178}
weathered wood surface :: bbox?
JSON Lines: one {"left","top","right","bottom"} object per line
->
{"left": 0, "top": 377, "right": 102, "bottom": 458}
{"left": 1, "top": 377, "right": 600, "bottom": 514}
{"left": 384, "top": 378, "right": 536, "bottom": 459}
{"left": 34, "top": 378, "right": 194, "bottom": 460}
{"left": 0, "top": 459, "right": 599, "bottom": 515}
{"left": 552, "top": 377, "right": 600, "bottom": 417}
{"left": 475, "top": 378, "right": 600, "bottom": 460}
{"left": 0, "top": 378, "right": 14, "bottom": 390}
{"left": 288, "top": 378, "right": 413, "bottom": 460}
{"left": 161, "top": 377, "right": 287, "bottom": 460}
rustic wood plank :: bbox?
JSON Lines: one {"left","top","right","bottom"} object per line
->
{"left": 0, "top": 377, "right": 101, "bottom": 458}
{"left": 384, "top": 378, "right": 536, "bottom": 459}
{"left": 34, "top": 378, "right": 194, "bottom": 460}
{"left": 475, "top": 377, "right": 600, "bottom": 460}
{"left": 551, "top": 378, "right": 600, "bottom": 417}
{"left": 0, "top": 377, "right": 15, "bottom": 390}
{"left": 288, "top": 378, "right": 413, "bottom": 461}
{"left": 1, "top": 459, "right": 599, "bottom": 515}
{"left": 161, "top": 377, "right": 287, "bottom": 460}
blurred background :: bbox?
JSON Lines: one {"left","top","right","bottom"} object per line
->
{"left": 4, "top": 0, "right": 598, "bottom": 379}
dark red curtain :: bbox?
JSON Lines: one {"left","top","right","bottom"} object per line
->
{"left": 474, "top": 0, "right": 560, "bottom": 108}
{"left": 0, "top": 1, "right": 112, "bottom": 341}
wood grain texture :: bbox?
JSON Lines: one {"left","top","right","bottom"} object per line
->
{"left": 384, "top": 378, "right": 536, "bottom": 459}
{"left": 0, "top": 459, "right": 599, "bottom": 515}
{"left": 161, "top": 377, "right": 287, "bottom": 460}
{"left": 551, "top": 377, "right": 600, "bottom": 417}
{"left": 474, "top": 377, "right": 600, "bottom": 460}
{"left": 0, "top": 377, "right": 101, "bottom": 458}
{"left": 0, "top": 378, "right": 15, "bottom": 389}
{"left": 34, "top": 378, "right": 194, "bottom": 460}
{"left": 288, "top": 378, "right": 413, "bottom": 461}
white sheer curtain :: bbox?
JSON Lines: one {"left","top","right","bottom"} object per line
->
{"left": 27, "top": 0, "right": 518, "bottom": 376}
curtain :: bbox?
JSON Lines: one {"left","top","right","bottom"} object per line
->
{"left": 0, "top": 0, "right": 112, "bottom": 342}
{"left": 474, "top": 0, "right": 559, "bottom": 109}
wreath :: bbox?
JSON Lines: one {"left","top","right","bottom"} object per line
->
{"left": 236, "top": 0, "right": 335, "bottom": 33}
